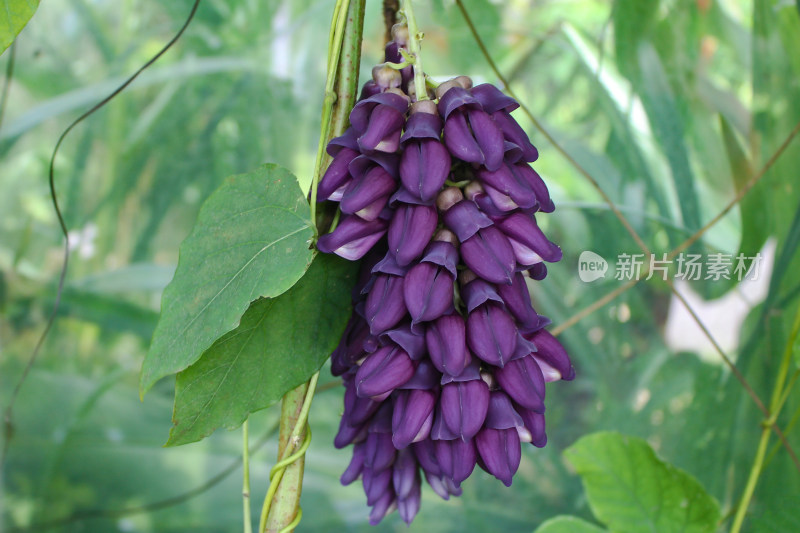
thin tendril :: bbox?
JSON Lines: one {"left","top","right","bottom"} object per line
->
{"left": 0, "top": 0, "right": 201, "bottom": 474}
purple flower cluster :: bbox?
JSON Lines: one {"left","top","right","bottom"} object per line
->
{"left": 316, "top": 30, "right": 574, "bottom": 526}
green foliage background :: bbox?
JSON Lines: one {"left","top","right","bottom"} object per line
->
{"left": 1, "top": 0, "right": 800, "bottom": 531}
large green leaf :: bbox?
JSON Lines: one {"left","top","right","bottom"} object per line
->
{"left": 534, "top": 516, "right": 606, "bottom": 533}
{"left": 167, "top": 253, "right": 356, "bottom": 446}
{"left": 0, "top": 0, "right": 38, "bottom": 53}
{"left": 140, "top": 164, "right": 315, "bottom": 395}
{"left": 565, "top": 432, "right": 720, "bottom": 533}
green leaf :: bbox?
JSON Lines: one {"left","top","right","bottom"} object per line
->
{"left": 140, "top": 164, "right": 315, "bottom": 395}
{"left": 565, "top": 432, "right": 720, "bottom": 533}
{"left": 637, "top": 43, "right": 701, "bottom": 234}
{"left": 166, "top": 253, "right": 357, "bottom": 446}
{"left": 720, "top": 114, "right": 761, "bottom": 269}
{"left": 0, "top": 0, "right": 39, "bottom": 53}
{"left": 612, "top": 0, "right": 660, "bottom": 81}
{"left": 534, "top": 516, "right": 607, "bottom": 533}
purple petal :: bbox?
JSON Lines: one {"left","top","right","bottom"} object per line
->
{"left": 368, "top": 489, "right": 397, "bottom": 525}
{"left": 358, "top": 104, "right": 405, "bottom": 153}
{"left": 425, "top": 314, "right": 469, "bottom": 376}
{"left": 393, "top": 448, "right": 420, "bottom": 499}
{"left": 496, "top": 272, "right": 540, "bottom": 331}
{"left": 317, "top": 216, "right": 388, "bottom": 260}
{"left": 363, "top": 466, "right": 393, "bottom": 506}
{"left": 379, "top": 323, "right": 427, "bottom": 360}
{"left": 399, "top": 359, "right": 440, "bottom": 389}
{"left": 443, "top": 111, "right": 484, "bottom": 165}
{"left": 341, "top": 442, "right": 366, "bottom": 485}
{"left": 355, "top": 345, "right": 415, "bottom": 397}
{"left": 525, "top": 329, "right": 575, "bottom": 381}
{"left": 477, "top": 162, "right": 538, "bottom": 209}
{"left": 401, "top": 111, "right": 443, "bottom": 142}
{"left": 467, "top": 109, "right": 504, "bottom": 171}
{"left": 518, "top": 408, "right": 547, "bottom": 447}
{"left": 467, "top": 302, "right": 517, "bottom": 367}
{"left": 399, "top": 139, "right": 452, "bottom": 202}
{"left": 493, "top": 212, "right": 562, "bottom": 264}
{"left": 392, "top": 389, "right": 436, "bottom": 449}
{"left": 424, "top": 472, "right": 463, "bottom": 500}
{"left": 475, "top": 427, "right": 521, "bottom": 487}
{"left": 350, "top": 92, "right": 409, "bottom": 132}
{"left": 443, "top": 200, "right": 493, "bottom": 242}
{"left": 460, "top": 227, "right": 516, "bottom": 285}
{"left": 484, "top": 390, "right": 526, "bottom": 430}
{"left": 440, "top": 380, "right": 490, "bottom": 441}
{"left": 470, "top": 84, "right": 519, "bottom": 113}
{"left": 365, "top": 431, "right": 397, "bottom": 472}
{"left": 404, "top": 262, "right": 455, "bottom": 326}
{"left": 492, "top": 110, "right": 539, "bottom": 163}
{"left": 318, "top": 147, "right": 359, "bottom": 202}
{"left": 388, "top": 203, "right": 438, "bottom": 266}
{"left": 412, "top": 439, "right": 441, "bottom": 476}
{"left": 460, "top": 278, "right": 504, "bottom": 313}
{"left": 437, "top": 86, "right": 481, "bottom": 120}
{"left": 365, "top": 274, "right": 407, "bottom": 335}
{"left": 340, "top": 165, "right": 396, "bottom": 220}
{"left": 434, "top": 438, "right": 477, "bottom": 485}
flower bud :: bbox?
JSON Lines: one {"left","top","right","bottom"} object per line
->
{"left": 392, "top": 389, "right": 436, "bottom": 449}
{"left": 434, "top": 438, "right": 477, "bottom": 485}
{"left": 355, "top": 344, "right": 415, "bottom": 398}
{"left": 475, "top": 427, "right": 521, "bottom": 487}
{"left": 388, "top": 203, "right": 438, "bottom": 266}
{"left": 365, "top": 273, "right": 407, "bottom": 335}
{"left": 440, "top": 379, "right": 490, "bottom": 441}
{"left": 467, "top": 302, "right": 517, "bottom": 367}
{"left": 492, "top": 212, "right": 562, "bottom": 265}
{"left": 425, "top": 313, "right": 469, "bottom": 376}
{"left": 316, "top": 215, "right": 389, "bottom": 260}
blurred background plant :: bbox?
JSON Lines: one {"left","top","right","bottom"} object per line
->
{"left": 1, "top": 0, "right": 799, "bottom": 531}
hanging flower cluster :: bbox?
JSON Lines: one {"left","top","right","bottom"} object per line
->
{"left": 316, "top": 23, "right": 574, "bottom": 525}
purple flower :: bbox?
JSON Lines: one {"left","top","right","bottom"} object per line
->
{"left": 392, "top": 389, "right": 436, "bottom": 449}
{"left": 393, "top": 449, "right": 422, "bottom": 524}
{"left": 425, "top": 313, "right": 469, "bottom": 376}
{"left": 470, "top": 83, "right": 539, "bottom": 163}
{"left": 496, "top": 272, "right": 541, "bottom": 332}
{"left": 388, "top": 203, "right": 438, "bottom": 266}
{"left": 341, "top": 442, "right": 366, "bottom": 485}
{"left": 438, "top": 86, "right": 504, "bottom": 171}
{"left": 440, "top": 379, "right": 490, "bottom": 441}
{"left": 434, "top": 437, "right": 478, "bottom": 485}
{"left": 492, "top": 212, "right": 562, "bottom": 266}
{"left": 476, "top": 162, "right": 540, "bottom": 211}
{"left": 317, "top": 215, "right": 389, "bottom": 261}
{"left": 467, "top": 302, "right": 518, "bottom": 367}
{"left": 355, "top": 344, "right": 415, "bottom": 399}
{"left": 494, "top": 356, "right": 545, "bottom": 412}
{"left": 525, "top": 329, "right": 575, "bottom": 381}
{"left": 403, "top": 241, "right": 458, "bottom": 327}
{"left": 475, "top": 427, "right": 521, "bottom": 487}
{"left": 365, "top": 273, "right": 407, "bottom": 335}
{"left": 399, "top": 107, "right": 451, "bottom": 201}
{"left": 350, "top": 91, "right": 410, "bottom": 153}
{"left": 340, "top": 163, "right": 397, "bottom": 221}
{"left": 460, "top": 226, "right": 516, "bottom": 285}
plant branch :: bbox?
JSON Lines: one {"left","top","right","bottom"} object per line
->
{"left": 243, "top": 419, "right": 253, "bottom": 533}
{"left": 401, "top": 0, "right": 428, "bottom": 101}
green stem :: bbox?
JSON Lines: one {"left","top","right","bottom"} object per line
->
{"left": 730, "top": 304, "right": 800, "bottom": 533}
{"left": 258, "top": 374, "right": 319, "bottom": 533}
{"left": 401, "top": 0, "right": 428, "bottom": 101}
{"left": 309, "top": 0, "right": 351, "bottom": 231}
{"left": 243, "top": 419, "right": 253, "bottom": 533}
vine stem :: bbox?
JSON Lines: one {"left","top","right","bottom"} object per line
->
{"left": 243, "top": 419, "right": 253, "bottom": 533}
{"left": 309, "top": 0, "right": 351, "bottom": 230}
{"left": 258, "top": 373, "right": 319, "bottom": 533}
{"left": 730, "top": 304, "right": 800, "bottom": 533}
{"left": 400, "top": 0, "right": 428, "bottom": 101}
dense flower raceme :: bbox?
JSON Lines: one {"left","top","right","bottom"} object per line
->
{"left": 316, "top": 28, "right": 574, "bottom": 526}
